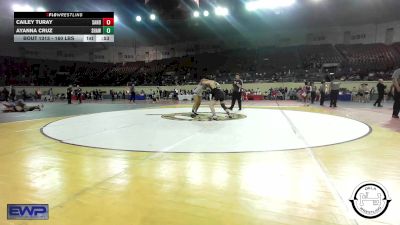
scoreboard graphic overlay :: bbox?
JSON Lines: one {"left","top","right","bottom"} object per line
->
{"left": 14, "top": 12, "right": 114, "bottom": 42}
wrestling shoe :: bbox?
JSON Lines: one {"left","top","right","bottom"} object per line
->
{"left": 226, "top": 109, "right": 233, "bottom": 119}
{"left": 191, "top": 111, "right": 199, "bottom": 118}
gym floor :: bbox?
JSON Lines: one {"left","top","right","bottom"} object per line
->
{"left": 0, "top": 100, "right": 399, "bottom": 225}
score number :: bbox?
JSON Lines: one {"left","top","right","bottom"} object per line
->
{"left": 103, "top": 18, "right": 114, "bottom": 26}
{"left": 103, "top": 26, "right": 114, "bottom": 34}
{"left": 102, "top": 18, "right": 114, "bottom": 34}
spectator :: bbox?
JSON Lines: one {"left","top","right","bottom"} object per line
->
{"left": 21, "top": 89, "right": 28, "bottom": 101}
{"left": 129, "top": 83, "right": 135, "bottom": 103}
{"left": 310, "top": 82, "right": 317, "bottom": 104}
{"left": 319, "top": 81, "right": 327, "bottom": 106}
{"left": 75, "top": 85, "right": 82, "bottom": 104}
{"left": 10, "top": 86, "right": 16, "bottom": 102}
{"left": 48, "top": 88, "right": 54, "bottom": 102}
{"left": 373, "top": 79, "right": 386, "bottom": 107}
{"left": 67, "top": 85, "right": 73, "bottom": 104}
{"left": 110, "top": 89, "right": 115, "bottom": 101}
{"left": 34, "top": 88, "right": 42, "bottom": 101}
{"left": 2, "top": 87, "right": 9, "bottom": 101}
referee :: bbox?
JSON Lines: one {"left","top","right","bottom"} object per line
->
{"left": 230, "top": 73, "right": 243, "bottom": 111}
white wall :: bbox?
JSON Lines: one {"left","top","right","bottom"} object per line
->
{"left": 299, "top": 21, "right": 400, "bottom": 45}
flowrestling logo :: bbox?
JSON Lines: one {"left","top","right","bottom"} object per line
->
{"left": 7, "top": 204, "right": 49, "bottom": 220}
{"left": 349, "top": 182, "right": 391, "bottom": 219}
